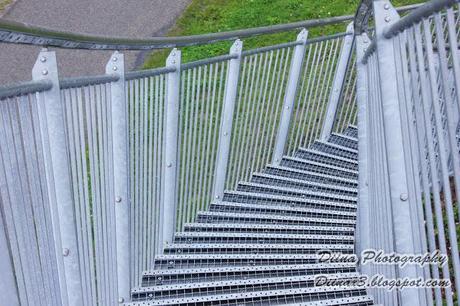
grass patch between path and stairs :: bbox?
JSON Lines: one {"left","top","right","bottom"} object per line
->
{"left": 143, "top": 0, "right": 424, "bottom": 69}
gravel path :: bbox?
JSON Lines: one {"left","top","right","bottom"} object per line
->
{"left": 0, "top": 0, "right": 191, "bottom": 84}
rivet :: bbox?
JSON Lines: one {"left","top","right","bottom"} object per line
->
{"left": 167, "top": 163, "right": 172, "bottom": 168}
{"left": 400, "top": 193, "right": 408, "bottom": 201}
{"left": 385, "top": 16, "right": 391, "bottom": 22}
{"left": 171, "top": 60, "right": 176, "bottom": 64}
{"left": 113, "top": 66, "right": 118, "bottom": 71}
{"left": 224, "top": 132, "right": 228, "bottom": 136}
{"left": 40, "top": 56, "right": 47, "bottom": 62}
{"left": 363, "top": 39, "right": 368, "bottom": 43}
{"left": 42, "top": 69, "right": 48, "bottom": 75}
{"left": 215, "top": 195, "right": 220, "bottom": 199}
{"left": 384, "top": 3, "right": 390, "bottom": 10}
{"left": 118, "top": 297, "right": 124, "bottom": 303}
{"left": 112, "top": 57, "right": 118, "bottom": 62}
{"left": 62, "top": 248, "right": 70, "bottom": 256}
{"left": 115, "top": 196, "right": 122, "bottom": 203}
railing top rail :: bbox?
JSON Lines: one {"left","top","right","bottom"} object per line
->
{"left": 0, "top": 15, "right": 354, "bottom": 50}
{"left": 384, "top": 0, "right": 458, "bottom": 38}
{"left": 0, "top": 3, "right": 421, "bottom": 51}
{"left": 0, "top": 79, "right": 52, "bottom": 99}
{"left": 361, "top": 0, "right": 455, "bottom": 64}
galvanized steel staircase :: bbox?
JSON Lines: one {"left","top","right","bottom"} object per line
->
{"left": 126, "top": 125, "right": 374, "bottom": 306}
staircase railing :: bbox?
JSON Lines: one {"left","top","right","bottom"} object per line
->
{"left": 355, "top": 0, "right": 460, "bottom": 305}
{"left": 0, "top": 1, "right": 451, "bottom": 306}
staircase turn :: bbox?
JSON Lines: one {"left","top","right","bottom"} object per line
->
{"left": 126, "top": 125, "right": 374, "bottom": 306}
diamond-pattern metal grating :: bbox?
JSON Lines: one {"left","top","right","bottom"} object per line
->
{"left": 126, "top": 126, "right": 374, "bottom": 305}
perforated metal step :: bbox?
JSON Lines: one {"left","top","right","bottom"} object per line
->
{"left": 328, "top": 133, "right": 358, "bottom": 150}
{"left": 142, "top": 265, "right": 360, "bottom": 290}
{"left": 163, "top": 242, "right": 354, "bottom": 255}
{"left": 263, "top": 165, "right": 357, "bottom": 188}
{"left": 294, "top": 148, "right": 358, "bottom": 170}
{"left": 151, "top": 254, "right": 353, "bottom": 270}
{"left": 222, "top": 190, "right": 357, "bottom": 212}
{"left": 196, "top": 211, "right": 356, "bottom": 227}
{"left": 310, "top": 141, "right": 358, "bottom": 160}
{"left": 132, "top": 273, "right": 362, "bottom": 301}
{"left": 235, "top": 182, "right": 357, "bottom": 204}
{"left": 250, "top": 172, "right": 357, "bottom": 196}
{"left": 183, "top": 222, "right": 355, "bottom": 236}
{"left": 174, "top": 231, "right": 354, "bottom": 245}
{"left": 280, "top": 156, "right": 358, "bottom": 179}
{"left": 208, "top": 201, "right": 356, "bottom": 220}
{"left": 126, "top": 286, "right": 368, "bottom": 305}
{"left": 343, "top": 125, "right": 358, "bottom": 138}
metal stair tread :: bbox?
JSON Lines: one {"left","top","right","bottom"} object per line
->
{"left": 222, "top": 190, "right": 357, "bottom": 210}
{"left": 264, "top": 165, "right": 358, "bottom": 184}
{"left": 197, "top": 211, "right": 356, "bottom": 224}
{"left": 314, "top": 140, "right": 358, "bottom": 154}
{"left": 287, "top": 296, "right": 374, "bottom": 306}
{"left": 281, "top": 156, "right": 359, "bottom": 175}
{"left": 209, "top": 201, "right": 357, "bottom": 217}
{"left": 251, "top": 172, "right": 358, "bottom": 193}
{"left": 184, "top": 222, "right": 355, "bottom": 233}
{"left": 174, "top": 231, "right": 355, "bottom": 241}
{"left": 164, "top": 242, "right": 354, "bottom": 250}
{"left": 146, "top": 261, "right": 358, "bottom": 276}
{"left": 297, "top": 147, "right": 358, "bottom": 164}
{"left": 125, "top": 285, "right": 367, "bottom": 305}
{"left": 133, "top": 272, "right": 361, "bottom": 293}
{"left": 235, "top": 182, "right": 357, "bottom": 202}
{"left": 330, "top": 132, "right": 358, "bottom": 143}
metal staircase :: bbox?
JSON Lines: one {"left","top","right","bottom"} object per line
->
{"left": 1, "top": 1, "right": 459, "bottom": 305}
{"left": 125, "top": 126, "right": 374, "bottom": 306}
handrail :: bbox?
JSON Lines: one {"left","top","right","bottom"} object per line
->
{"left": 0, "top": 80, "right": 52, "bottom": 99}
{"left": 0, "top": 3, "right": 423, "bottom": 51}
{"left": 361, "top": 0, "right": 456, "bottom": 64}
{"left": 384, "top": 0, "right": 458, "bottom": 38}
{"left": 0, "top": 15, "right": 354, "bottom": 50}
{"left": 355, "top": 2, "right": 425, "bottom": 34}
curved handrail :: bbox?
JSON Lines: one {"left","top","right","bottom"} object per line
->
{"left": 384, "top": 0, "right": 458, "bottom": 38}
{"left": 0, "top": 3, "right": 423, "bottom": 51}
{"left": 0, "top": 15, "right": 355, "bottom": 50}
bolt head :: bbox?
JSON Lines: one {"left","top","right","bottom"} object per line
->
{"left": 118, "top": 297, "right": 124, "bottom": 303}
{"left": 385, "top": 16, "right": 391, "bottom": 22}
{"left": 40, "top": 56, "right": 47, "bottom": 62}
{"left": 62, "top": 248, "right": 70, "bottom": 256}
{"left": 215, "top": 195, "right": 220, "bottom": 199}
{"left": 115, "top": 196, "right": 122, "bottom": 203}
{"left": 42, "top": 69, "right": 48, "bottom": 75}
{"left": 171, "top": 60, "right": 176, "bottom": 64}
{"left": 113, "top": 66, "right": 118, "bottom": 71}
{"left": 167, "top": 163, "right": 172, "bottom": 168}
{"left": 224, "top": 132, "right": 228, "bottom": 136}
{"left": 384, "top": 3, "right": 390, "bottom": 10}
{"left": 400, "top": 193, "right": 408, "bottom": 201}
{"left": 112, "top": 57, "right": 118, "bottom": 62}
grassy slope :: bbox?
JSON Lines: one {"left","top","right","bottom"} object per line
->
{"left": 143, "top": 0, "right": 423, "bottom": 69}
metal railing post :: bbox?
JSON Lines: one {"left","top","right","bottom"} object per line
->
{"left": 106, "top": 52, "right": 130, "bottom": 304}
{"left": 320, "top": 22, "right": 354, "bottom": 140}
{"left": 272, "top": 29, "right": 308, "bottom": 164}
{"left": 32, "top": 49, "right": 84, "bottom": 306}
{"left": 213, "top": 40, "right": 243, "bottom": 200}
{"left": 373, "top": 1, "right": 422, "bottom": 304}
{"left": 354, "top": 33, "right": 370, "bottom": 274}
{"left": 161, "top": 48, "right": 181, "bottom": 246}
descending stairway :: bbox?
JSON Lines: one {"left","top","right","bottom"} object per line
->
{"left": 126, "top": 125, "right": 374, "bottom": 306}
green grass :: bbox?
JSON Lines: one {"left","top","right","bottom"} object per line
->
{"left": 143, "top": 0, "right": 424, "bottom": 69}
